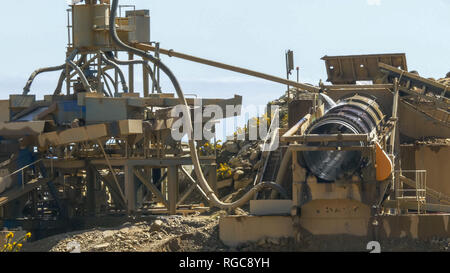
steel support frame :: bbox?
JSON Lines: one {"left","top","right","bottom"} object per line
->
{"left": 120, "top": 162, "right": 216, "bottom": 215}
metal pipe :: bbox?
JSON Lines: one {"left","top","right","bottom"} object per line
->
{"left": 23, "top": 64, "right": 66, "bottom": 95}
{"left": 104, "top": 52, "right": 161, "bottom": 93}
{"left": 134, "top": 43, "right": 321, "bottom": 93}
{"left": 66, "top": 49, "right": 94, "bottom": 93}
{"left": 110, "top": 0, "right": 287, "bottom": 210}
{"left": 100, "top": 52, "right": 128, "bottom": 92}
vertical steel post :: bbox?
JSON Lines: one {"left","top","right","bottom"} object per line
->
{"left": 152, "top": 42, "right": 161, "bottom": 94}
{"left": 128, "top": 52, "right": 134, "bottom": 93}
{"left": 143, "top": 61, "right": 149, "bottom": 97}
{"left": 86, "top": 166, "right": 96, "bottom": 216}
{"left": 167, "top": 166, "right": 179, "bottom": 215}
{"left": 66, "top": 62, "right": 71, "bottom": 96}
{"left": 124, "top": 164, "right": 136, "bottom": 213}
{"left": 97, "top": 53, "right": 102, "bottom": 93}
{"left": 114, "top": 51, "right": 119, "bottom": 96}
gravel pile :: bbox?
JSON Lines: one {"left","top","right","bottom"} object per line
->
{"left": 22, "top": 212, "right": 228, "bottom": 252}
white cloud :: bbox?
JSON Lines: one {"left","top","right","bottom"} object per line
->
{"left": 367, "top": 0, "right": 381, "bottom": 6}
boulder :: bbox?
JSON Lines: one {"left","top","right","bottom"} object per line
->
{"left": 93, "top": 243, "right": 110, "bottom": 250}
{"left": 103, "top": 230, "right": 115, "bottom": 238}
{"left": 150, "top": 220, "right": 164, "bottom": 232}
{"left": 225, "top": 141, "right": 239, "bottom": 153}
{"left": 229, "top": 157, "right": 242, "bottom": 167}
{"left": 233, "top": 170, "right": 245, "bottom": 181}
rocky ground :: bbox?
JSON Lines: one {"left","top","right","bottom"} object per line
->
{"left": 22, "top": 211, "right": 228, "bottom": 252}
{"left": 21, "top": 210, "right": 450, "bottom": 252}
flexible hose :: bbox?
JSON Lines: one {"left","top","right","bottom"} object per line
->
{"left": 54, "top": 55, "right": 87, "bottom": 95}
{"left": 102, "top": 71, "right": 116, "bottom": 97}
{"left": 23, "top": 63, "right": 67, "bottom": 95}
{"left": 100, "top": 52, "right": 129, "bottom": 92}
{"left": 110, "top": 0, "right": 286, "bottom": 210}
{"left": 104, "top": 51, "right": 161, "bottom": 93}
{"left": 66, "top": 49, "right": 94, "bottom": 93}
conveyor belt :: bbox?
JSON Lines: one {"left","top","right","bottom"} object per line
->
{"left": 379, "top": 63, "right": 450, "bottom": 101}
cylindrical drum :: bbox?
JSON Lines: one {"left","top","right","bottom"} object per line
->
{"left": 303, "top": 94, "right": 385, "bottom": 181}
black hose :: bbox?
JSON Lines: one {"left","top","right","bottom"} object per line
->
{"left": 100, "top": 52, "right": 128, "bottom": 92}
{"left": 104, "top": 51, "right": 161, "bottom": 93}
{"left": 23, "top": 64, "right": 67, "bottom": 95}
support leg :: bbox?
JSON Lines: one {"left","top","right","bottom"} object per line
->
{"left": 124, "top": 164, "right": 136, "bottom": 213}
{"left": 128, "top": 52, "right": 134, "bottom": 93}
{"left": 167, "top": 166, "right": 179, "bottom": 215}
{"left": 86, "top": 166, "right": 96, "bottom": 216}
{"left": 207, "top": 164, "right": 217, "bottom": 194}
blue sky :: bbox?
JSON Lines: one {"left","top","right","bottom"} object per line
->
{"left": 0, "top": 0, "right": 448, "bottom": 138}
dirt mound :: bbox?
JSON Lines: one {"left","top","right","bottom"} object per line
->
{"left": 22, "top": 213, "right": 228, "bottom": 252}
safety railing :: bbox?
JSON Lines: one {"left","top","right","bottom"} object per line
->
{"left": 67, "top": 8, "right": 73, "bottom": 48}
{"left": 396, "top": 170, "right": 427, "bottom": 214}
{"left": 1, "top": 159, "right": 44, "bottom": 191}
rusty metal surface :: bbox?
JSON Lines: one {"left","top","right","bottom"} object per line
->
{"left": 322, "top": 53, "right": 407, "bottom": 84}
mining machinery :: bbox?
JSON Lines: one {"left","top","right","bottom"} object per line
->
{"left": 219, "top": 53, "right": 450, "bottom": 246}
{"left": 0, "top": 0, "right": 449, "bottom": 244}
{"left": 0, "top": 0, "right": 308, "bottom": 235}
